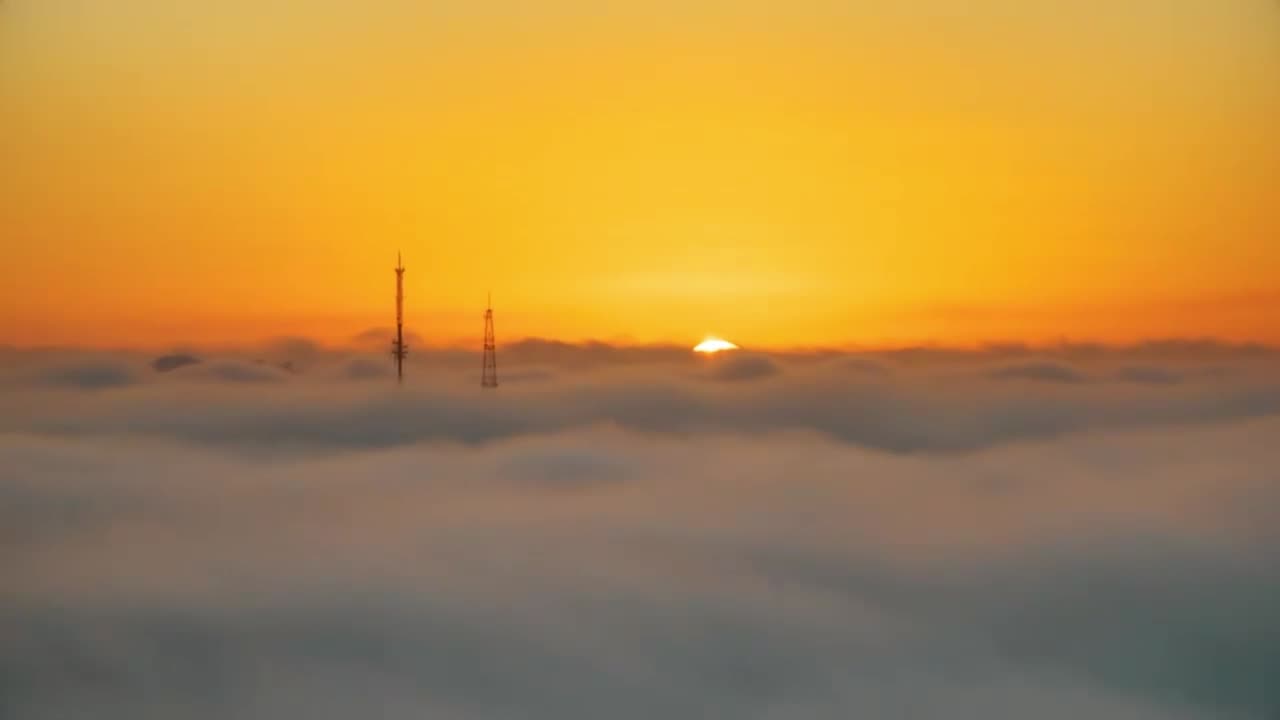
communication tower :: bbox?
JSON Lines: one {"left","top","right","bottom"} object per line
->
{"left": 391, "top": 252, "right": 408, "bottom": 383}
{"left": 481, "top": 293, "right": 498, "bottom": 388}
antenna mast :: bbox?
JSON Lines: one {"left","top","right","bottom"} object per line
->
{"left": 391, "top": 252, "right": 408, "bottom": 384}
{"left": 481, "top": 292, "right": 498, "bottom": 388}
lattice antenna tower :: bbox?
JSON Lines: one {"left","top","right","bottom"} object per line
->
{"left": 391, "top": 252, "right": 408, "bottom": 384}
{"left": 481, "top": 292, "right": 498, "bottom": 388}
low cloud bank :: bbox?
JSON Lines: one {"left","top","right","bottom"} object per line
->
{"left": 1, "top": 419, "right": 1277, "bottom": 719}
{"left": 1, "top": 339, "right": 1277, "bottom": 717}
{"left": 0, "top": 340, "right": 1277, "bottom": 454}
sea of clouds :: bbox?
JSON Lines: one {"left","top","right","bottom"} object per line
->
{"left": 2, "top": 338, "right": 1278, "bottom": 719}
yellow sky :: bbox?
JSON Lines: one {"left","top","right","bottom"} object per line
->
{"left": 2, "top": 1, "right": 1278, "bottom": 348}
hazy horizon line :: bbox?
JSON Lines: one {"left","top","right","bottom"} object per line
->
{"left": 3, "top": 335, "right": 1277, "bottom": 356}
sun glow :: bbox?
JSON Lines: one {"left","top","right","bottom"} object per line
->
{"left": 694, "top": 338, "right": 740, "bottom": 354}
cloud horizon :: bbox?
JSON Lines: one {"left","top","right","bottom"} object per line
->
{"left": 2, "top": 336, "right": 1277, "bottom": 718}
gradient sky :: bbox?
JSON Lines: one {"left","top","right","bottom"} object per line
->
{"left": 2, "top": 0, "right": 1278, "bottom": 348}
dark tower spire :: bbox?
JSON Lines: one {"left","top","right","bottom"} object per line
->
{"left": 481, "top": 292, "right": 498, "bottom": 389}
{"left": 391, "top": 252, "right": 408, "bottom": 384}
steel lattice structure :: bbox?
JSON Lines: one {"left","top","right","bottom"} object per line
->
{"left": 481, "top": 293, "right": 498, "bottom": 389}
{"left": 391, "top": 252, "right": 408, "bottom": 384}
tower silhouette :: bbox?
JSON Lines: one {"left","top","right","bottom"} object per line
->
{"left": 391, "top": 252, "right": 408, "bottom": 384}
{"left": 481, "top": 293, "right": 498, "bottom": 388}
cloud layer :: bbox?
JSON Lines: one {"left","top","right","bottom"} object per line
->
{"left": 1, "top": 340, "right": 1277, "bottom": 718}
{"left": 2, "top": 340, "right": 1278, "bottom": 454}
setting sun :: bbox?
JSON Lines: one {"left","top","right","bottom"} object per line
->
{"left": 693, "top": 338, "right": 740, "bottom": 354}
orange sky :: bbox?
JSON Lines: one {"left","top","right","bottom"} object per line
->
{"left": 2, "top": 1, "right": 1278, "bottom": 349}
